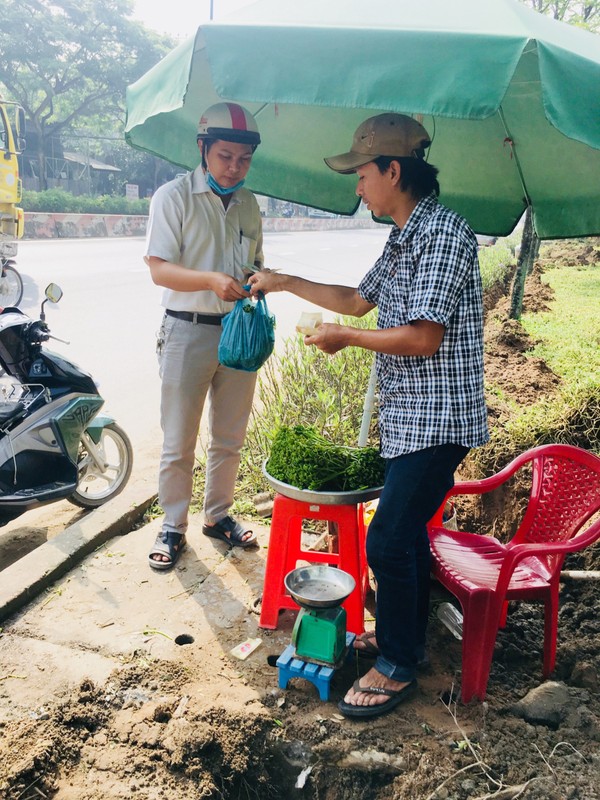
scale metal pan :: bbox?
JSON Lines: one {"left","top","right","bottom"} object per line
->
{"left": 284, "top": 565, "right": 356, "bottom": 610}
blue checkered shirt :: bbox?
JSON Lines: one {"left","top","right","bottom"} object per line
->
{"left": 358, "top": 195, "right": 489, "bottom": 458}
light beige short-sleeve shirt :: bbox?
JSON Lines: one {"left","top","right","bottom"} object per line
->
{"left": 145, "top": 166, "right": 264, "bottom": 314}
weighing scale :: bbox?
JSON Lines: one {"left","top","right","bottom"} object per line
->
{"left": 284, "top": 565, "right": 356, "bottom": 667}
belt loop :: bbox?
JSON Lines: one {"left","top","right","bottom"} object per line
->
{"left": 192, "top": 312, "right": 199, "bottom": 324}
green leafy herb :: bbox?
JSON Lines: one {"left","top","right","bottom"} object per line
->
{"left": 266, "top": 425, "right": 384, "bottom": 492}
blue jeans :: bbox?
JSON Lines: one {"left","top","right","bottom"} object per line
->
{"left": 367, "top": 444, "right": 469, "bottom": 683}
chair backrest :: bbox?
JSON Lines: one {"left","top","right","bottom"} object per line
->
{"left": 513, "top": 444, "right": 600, "bottom": 547}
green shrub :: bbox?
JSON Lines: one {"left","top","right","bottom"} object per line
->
{"left": 478, "top": 241, "right": 514, "bottom": 292}
{"left": 22, "top": 189, "right": 150, "bottom": 216}
{"left": 22, "top": 189, "right": 75, "bottom": 213}
{"left": 236, "top": 311, "right": 379, "bottom": 499}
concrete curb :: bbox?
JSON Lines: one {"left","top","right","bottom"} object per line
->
{"left": 24, "top": 213, "right": 148, "bottom": 240}
{"left": 23, "top": 212, "right": 381, "bottom": 240}
{"left": 0, "top": 480, "right": 157, "bottom": 624}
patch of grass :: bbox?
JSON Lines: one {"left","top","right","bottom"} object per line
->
{"left": 478, "top": 241, "right": 514, "bottom": 292}
{"left": 521, "top": 265, "right": 600, "bottom": 387}
{"left": 471, "top": 384, "right": 600, "bottom": 475}
{"left": 471, "top": 263, "right": 600, "bottom": 474}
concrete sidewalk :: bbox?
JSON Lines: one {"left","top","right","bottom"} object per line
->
{"left": 0, "top": 474, "right": 157, "bottom": 625}
{"left": 0, "top": 504, "right": 298, "bottom": 725}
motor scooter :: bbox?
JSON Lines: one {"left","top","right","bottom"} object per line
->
{"left": 0, "top": 283, "right": 133, "bottom": 527}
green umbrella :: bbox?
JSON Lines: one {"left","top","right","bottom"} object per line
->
{"left": 125, "top": 0, "right": 600, "bottom": 238}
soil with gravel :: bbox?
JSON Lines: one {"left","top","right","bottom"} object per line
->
{"left": 1, "top": 241, "right": 599, "bottom": 800}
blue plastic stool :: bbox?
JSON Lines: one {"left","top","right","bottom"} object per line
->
{"left": 276, "top": 632, "right": 356, "bottom": 701}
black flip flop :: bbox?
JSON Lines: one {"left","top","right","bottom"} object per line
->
{"left": 353, "top": 631, "right": 380, "bottom": 658}
{"left": 338, "top": 679, "right": 418, "bottom": 719}
{"left": 148, "top": 530, "right": 186, "bottom": 571}
{"left": 202, "top": 515, "right": 258, "bottom": 548}
{"left": 352, "top": 634, "right": 430, "bottom": 670}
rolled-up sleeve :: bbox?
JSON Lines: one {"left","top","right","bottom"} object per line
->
{"left": 145, "top": 185, "right": 184, "bottom": 263}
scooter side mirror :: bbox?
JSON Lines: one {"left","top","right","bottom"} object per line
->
{"left": 40, "top": 283, "right": 63, "bottom": 322}
{"left": 45, "top": 283, "right": 63, "bottom": 304}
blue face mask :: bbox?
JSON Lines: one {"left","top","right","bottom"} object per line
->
{"left": 206, "top": 171, "right": 245, "bottom": 196}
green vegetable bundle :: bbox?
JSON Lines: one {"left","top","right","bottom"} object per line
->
{"left": 266, "top": 425, "right": 385, "bottom": 492}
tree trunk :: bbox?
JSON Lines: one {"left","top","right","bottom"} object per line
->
{"left": 36, "top": 146, "right": 47, "bottom": 192}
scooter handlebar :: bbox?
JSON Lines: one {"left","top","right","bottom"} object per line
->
{"left": 23, "top": 320, "right": 50, "bottom": 344}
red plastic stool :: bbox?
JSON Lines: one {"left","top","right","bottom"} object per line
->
{"left": 259, "top": 493, "right": 370, "bottom": 634}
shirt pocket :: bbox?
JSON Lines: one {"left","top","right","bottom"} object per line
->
{"left": 240, "top": 234, "right": 258, "bottom": 270}
{"left": 379, "top": 277, "right": 411, "bottom": 326}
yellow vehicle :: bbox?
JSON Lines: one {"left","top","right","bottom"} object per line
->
{"left": 0, "top": 98, "right": 25, "bottom": 306}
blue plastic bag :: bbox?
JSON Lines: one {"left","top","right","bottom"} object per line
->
{"left": 218, "top": 290, "right": 275, "bottom": 372}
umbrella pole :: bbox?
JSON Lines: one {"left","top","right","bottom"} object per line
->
{"left": 510, "top": 206, "right": 540, "bottom": 320}
{"left": 358, "top": 358, "right": 377, "bottom": 447}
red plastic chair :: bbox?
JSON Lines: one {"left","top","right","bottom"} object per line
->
{"left": 427, "top": 444, "right": 600, "bottom": 703}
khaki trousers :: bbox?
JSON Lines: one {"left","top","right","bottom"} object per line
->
{"left": 157, "top": 313, "right": 257, "bottom": 534}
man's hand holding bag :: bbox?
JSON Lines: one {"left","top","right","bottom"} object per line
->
{"left": 218, "top": 288, "right": 276, "bottom": 372}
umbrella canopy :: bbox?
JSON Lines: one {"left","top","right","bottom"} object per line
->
{"left": 125, "top": 0, "right": 600, "bottom": 238}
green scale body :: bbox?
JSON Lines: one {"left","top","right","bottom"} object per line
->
{"left": 291, "top": 606, "right": 348, "bottom": 666}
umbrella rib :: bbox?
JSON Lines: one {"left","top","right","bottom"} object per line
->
{"left": 498, "top": 106, "right": 532, "bottom": 209}
{"left": 253, "top": 102, "right": 271, "bottom": 120}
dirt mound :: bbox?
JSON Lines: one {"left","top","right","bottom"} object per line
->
{"left": 538, "top": 237, "right": 600, "bottom": 269}
{"left": 0, "top": 672, "right": 277, "bottom": 799}
{"left": 484, "top": 262, "right": 560, "bottom": 416}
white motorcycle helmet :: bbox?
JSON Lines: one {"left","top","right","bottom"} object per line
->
{"left": 197, "top": 102, "right": 261, "bottom": 147}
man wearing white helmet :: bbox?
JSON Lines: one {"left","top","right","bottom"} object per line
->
{"left": 145, "top": 102, "right": 263, "bottom": 569}
{"left": 250, "top": 113, "right": 488, "bottom": 719}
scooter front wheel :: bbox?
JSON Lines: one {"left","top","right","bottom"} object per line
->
{"left": 69, "top": 422, "right": 133, "bottom": 509}
{"left": 0, "top": 262, "right": 24, "bottom": 307}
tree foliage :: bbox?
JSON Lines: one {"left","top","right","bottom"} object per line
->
{"left": 520, "top": 0, "right": 600, "bottom": 30}
{"left": 0, "top": 0, "right": 174, "bottom": 186}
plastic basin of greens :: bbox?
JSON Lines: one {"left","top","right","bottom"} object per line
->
{"left": 263, "top": 460, "right": 383, "bottom": 505}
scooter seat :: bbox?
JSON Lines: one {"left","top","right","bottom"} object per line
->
{"left": 0, "top": 400, "right": 26, "bottom": 427}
